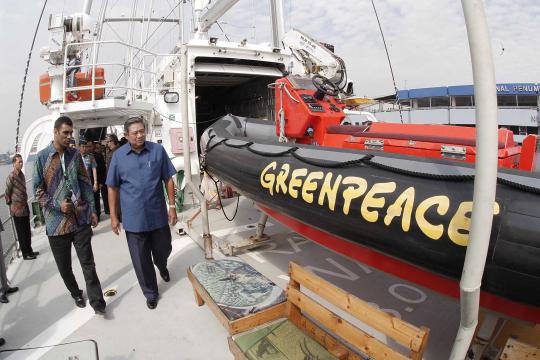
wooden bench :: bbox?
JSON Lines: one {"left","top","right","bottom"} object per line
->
{"left": 187, "top": 259, "right": 288, "bottom": 335}
{"left": 228, "top": 261, "right": 430, "bottom": 360}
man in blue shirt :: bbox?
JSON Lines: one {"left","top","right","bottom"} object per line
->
{"left": 106, "top": 117, "right": 177, "bottom": 309}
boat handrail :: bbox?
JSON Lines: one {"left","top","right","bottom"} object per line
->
{"left": 62, "top": 40, "right": 177, "bottom": 106}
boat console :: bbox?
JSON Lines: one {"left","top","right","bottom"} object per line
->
{"left": 274, "top": 75, "right": 345, "bottom": 144}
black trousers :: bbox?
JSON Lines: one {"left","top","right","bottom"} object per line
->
{"left": 125, "top": 225, "right": 172, "bottom": 301}
{"left": 13, "top": 216, "right": 33, "bottom": 257}
{"left": 48, "top": 225, "right": 105, "bottom": 310}
{"left": 101, "top": 185, "right": 109, "bottom": 214}
{"left": 93, "top": 189, "right": 101, "bottom": 219}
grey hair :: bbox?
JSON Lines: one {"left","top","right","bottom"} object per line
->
{"left": 124, "top": 116, "right": 146, "bottom": 133}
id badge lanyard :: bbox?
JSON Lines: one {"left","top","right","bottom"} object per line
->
{"left": 60, "top": 153, "right": 75, "bottom": 203}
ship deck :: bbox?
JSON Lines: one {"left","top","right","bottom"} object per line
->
{"left": 0, "top": 197, "right": 463, "bottom": 359}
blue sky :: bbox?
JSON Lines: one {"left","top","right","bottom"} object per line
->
{"left": 0, "top": 0, "right": 539, "bottom": 153}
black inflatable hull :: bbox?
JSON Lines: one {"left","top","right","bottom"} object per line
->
{"left": 203, "top": 115, "right": 540, "bottom": 323}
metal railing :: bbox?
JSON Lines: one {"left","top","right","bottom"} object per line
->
{"left": 62, "top": 40, "right": 177, "bottom": 105}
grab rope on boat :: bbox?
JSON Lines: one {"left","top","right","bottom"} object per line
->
{"left": 204, "top": 135, "right": 540, "bottom": 193}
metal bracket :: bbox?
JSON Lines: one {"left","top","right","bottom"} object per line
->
{"left": 441, "top": 145, "right": 466, "bottom": 160}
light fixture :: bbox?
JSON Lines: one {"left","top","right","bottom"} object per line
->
{"left": 164, "top": 91, "right": 179, "bottom": 103}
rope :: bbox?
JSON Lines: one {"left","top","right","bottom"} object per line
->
{"left": 205, "top": 170, "right": 240, "bottom": 222}
{"left": 15, "top": 0, "right": 49, "bottom": 153}
{"left": 205, "top": 136, "right": 540, "bottom": 193}
{"left": 371, "top": 0, "right": 403, "bottom": 124}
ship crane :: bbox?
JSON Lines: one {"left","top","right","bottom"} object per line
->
{"left": 282, "top": 29, "right": 351, "bottom": 94}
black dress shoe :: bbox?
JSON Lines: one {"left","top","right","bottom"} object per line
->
{"left": 73, "top": 296, "right": 86, "bottom": 308}
{"left": 146, "top": 299, "right": 158, "bottom": 309}
{"left": 5, "top": 287, "right": 18, "bottom": 294}
{"left": 159, "top": 268, "right": 170, "bottom": 282}
{"left": 0, "top": 338, "right": 5, "bottom": 347}
{"left": 0, "top": 294, "right": 8, "bottom": 303}
{"left": 94, "top": 306, "right": 106, "bottom": 316}
{"left": 23, "top": 254, "right": 36, "bottom": 260}
{"left": 32, "top": 251, "right": 40, "bottom": 256}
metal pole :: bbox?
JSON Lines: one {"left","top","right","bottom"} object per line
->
{"left": 269, "top": 0, "right": 285, "bottom": 49}
{"left": 449, "top": 0, "right": 498, "bottom": 358}
{"left": 180, "top": 45, "right": 213, "bottom": 259}
{"left": 83, "top": 0, "right": 93, "bottom": 15}
{"left": 0, "top": 220, "right": 9, "bottom": 291}
{"left": 179, "top": 0, "right": 184, "bottom": 44}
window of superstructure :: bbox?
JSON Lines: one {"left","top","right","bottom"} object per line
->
{"left": 516, "top": 95, "right": 538, "bottom": 107}
{"left": 431, "top": 96, "right": 450, "bottom": 107}
{"left": 454, "top": 96, "right": 474, "bottom": 107}
{"left": 399, "top": 100, "right": 411, "bottom": 107}
{"left": 497, "top": 95, "right": 517, "bottom": 107}
{"left": 416, "top": 97, "right": 430, "bottom": 108}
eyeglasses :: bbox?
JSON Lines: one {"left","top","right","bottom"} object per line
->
{"left": 128, "top": 130, "right": 146, "bottom": 136}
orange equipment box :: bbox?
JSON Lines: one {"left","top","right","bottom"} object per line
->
{"left": 69, "top": 68, "right": 105, "bottom": 102}
{"left": 39, "top": 68, "right": 106, "bottom": 104}
{"left": 39, "top": 73, "right": 51, "bottom": 104}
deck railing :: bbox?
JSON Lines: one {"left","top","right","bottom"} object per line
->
{"left": 62, "top": 40, "right": 177, "bottom": 105}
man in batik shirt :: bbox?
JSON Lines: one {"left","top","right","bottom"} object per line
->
{"left": 33, "top": 116, "right": 106, "bottom": 315}
{"left": 5, "top": 154, "right": 38, "bottom": 260}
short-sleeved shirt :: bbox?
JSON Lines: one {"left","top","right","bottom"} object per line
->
{"left": 5, "top": 170, "right": 29, "bottom": 217}
{"left": 106, "top": 141, "right": 176, "bottom": 232}
{"left": 33, "top": 143, "right": 96, "bottom": 236}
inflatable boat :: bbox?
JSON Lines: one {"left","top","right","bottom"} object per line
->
{"left": 201, "top": 75, "right": 540, "bottom": 323}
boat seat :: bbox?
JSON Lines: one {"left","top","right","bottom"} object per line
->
{"left": 327, "top": 124, "right": 506, "bottom": 149}
{"left": 346, "top": 131, "right": 506, "bottom": 149}
{"left": 326, "top": 124, "right": 369, "bottom": 135}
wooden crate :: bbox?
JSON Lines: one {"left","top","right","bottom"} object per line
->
{"left": 228, "top": 261, "right": 430, "bottom": 360}
{"left": 187, "top": 263, "right": 287, "bottom": 335}
{"left": 500, "top": 338, "right": 539, "bottom": 359}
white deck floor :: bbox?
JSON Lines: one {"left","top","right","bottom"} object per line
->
{"left": 0, "top": 198, "right": 463, "bottom": 359}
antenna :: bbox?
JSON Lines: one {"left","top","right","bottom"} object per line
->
{"left": 371, "top": 0, "right": 403, "bottom": 123}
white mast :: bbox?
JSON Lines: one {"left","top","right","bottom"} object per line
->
{"left": 270, "top": 0, "right": 285, "bottom": 49}
{"left": 196, "top": 0, "right": 240, "bottom": 37}
{"left": 83, "top": 0, "right": 93, "bottom": 15}
{"left": 449, "top": 0, "right": 498, "bottom": 358}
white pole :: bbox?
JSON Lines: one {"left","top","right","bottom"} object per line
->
{"left": 179, "top": 45, "right": 213, "bottom": 259}
{"left": 449, "top": 0, "right": 498, "bottom": 358}
{"left": 270, "top": 0, "right": 285, "bottom": 49}
{"left": 83, "top": 0, "right": 93, "bottom": 15}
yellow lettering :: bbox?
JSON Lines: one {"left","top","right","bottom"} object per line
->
{"left": 448, "top": 201, "right": 501, "bottom": 246}
{"left": 415, "top": 196, "right": 450, "bottom": 240}
{"left": 341, "top": 176, "right": 368, "bottom": 215}
{"left": 288, "top": 168, "right": 308, "bottom": 199}
{"left": 260, "top": 162, "right": 277, "bottom": 196}
{"left": 275, "top": 163, "right": 290, "bottom": 195}
{"left": 318, "top": 172, "right": 342, "bottom": 211}
{"left": 301, "top": 171, "right": 323, "bottom": 203}
{"left": 361, "top": 182, "right": 396, "bottom": 222}
{"left": 384, "top": 187, "right": 415, "bottom": 231}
